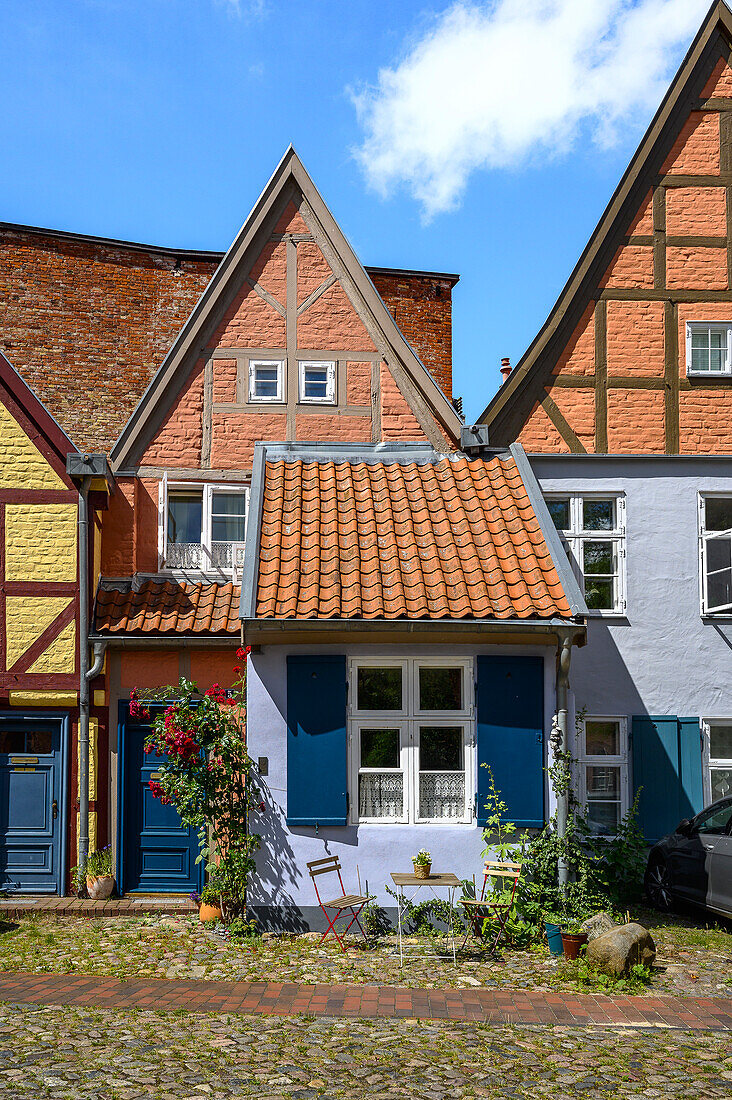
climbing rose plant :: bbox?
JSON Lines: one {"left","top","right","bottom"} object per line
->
{"left": 134, "top": 647, "right": 260, "bottom": 921}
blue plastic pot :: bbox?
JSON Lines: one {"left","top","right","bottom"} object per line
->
{"left": 544, "top": 921, "right": 564, "bottom": 956}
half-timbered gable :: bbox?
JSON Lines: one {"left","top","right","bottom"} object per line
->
{"left": 480, "top": 1, "right": 732, "bottom": 455}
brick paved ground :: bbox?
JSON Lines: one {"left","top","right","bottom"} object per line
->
{"left": 0, "top": 898, "right": 197, "bottom": 919}
{"left": 1, "top": 971, "right": 731, "bottom": 1029}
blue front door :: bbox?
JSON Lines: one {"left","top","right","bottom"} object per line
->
{"left": 0, "top": 715, "right": 65, "bottom": 894}
{"left": 120, "top": 704, "right": 203, "bottom": 894}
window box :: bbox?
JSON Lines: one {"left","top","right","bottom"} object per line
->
{"left": 298, "top": 360, "right": 336, "bottom": 404}
{"left": 545, "top": 493, "right": 626, "bottom": 614}
{"left": 685, "top": 322, "right": 732, "bottom": 378}
{"left": 348, "top": 658, "right": 474, "bottom": 824}
{"left": 159, "top": 479, "right": 248, "bottom": 575}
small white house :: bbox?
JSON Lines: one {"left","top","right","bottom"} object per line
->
{"left": 241, "top": 440, "right": 587, "bottom": 928}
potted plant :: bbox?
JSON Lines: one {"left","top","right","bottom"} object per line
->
{"left": 543, "top": 911, "right": 565, "bottom": 956}
{"left": 84, "top": 846, "right": 114, "bottom": 900}
{"left": 198, "top": 882, "right": 223, "bottom": 923}
{"left": 560, "top": 919, "right": 589, "bottom": 960}
{"left": 412, "top": 848, "right": 432, "bottom": 879}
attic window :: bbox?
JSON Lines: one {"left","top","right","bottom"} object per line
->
{"left": 249, "top": 360, "right": 284, "bottom": 402}
{"left": 298, "top": 361, "right": 336, "bottom": 404}
{"left": 686, "top": 322, "right": 732, "bottom": 377}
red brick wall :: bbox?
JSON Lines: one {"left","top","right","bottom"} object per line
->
{"left": 0, "top": 226, "right": 455, "bottom": 452}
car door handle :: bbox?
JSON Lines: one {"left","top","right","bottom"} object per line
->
{"left": 704, "top": 844, "right": 715, "bottom": 851}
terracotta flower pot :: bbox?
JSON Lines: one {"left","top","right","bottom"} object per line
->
{"left": 561, "top": 931, "right": 588, "bottom": 960}
{"left": 413, "top": 862, "right": 431, "bottom": 879}
{"left": 199, "top": 902, "right": 222, "bottom": 923}
{"left": 86, "top": 875, "right": 114, "bottom": 900}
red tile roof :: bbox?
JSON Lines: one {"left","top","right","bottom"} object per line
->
{"left": 254, "top": 454, "right": 574, "bottom": 621}
{"left": 94, "top": 580, "right": 240, "bottom": 635}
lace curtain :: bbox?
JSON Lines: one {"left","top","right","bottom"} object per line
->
{"left": 419, "top": 772, "right": 465, "bottom": 819}
{"left": 359, "top": 773, "right": 403, "bottom": 818}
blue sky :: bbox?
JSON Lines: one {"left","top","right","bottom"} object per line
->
{"left": 0, "top": 0, "right": 711, "bottom": 419}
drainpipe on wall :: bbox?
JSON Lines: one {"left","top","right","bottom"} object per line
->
{"left": 555, "top": 629, "right": 573, "bottom": 889}
{"left": 77, "top": 475, "right": 92, "bottom": 894}
{"left": 67, "top": 453, "right": 113, "bottom": 897}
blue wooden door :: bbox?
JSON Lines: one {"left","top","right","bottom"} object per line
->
{"left": 120, "top": 704, "right": 203, "bottom": 894}
{"left": 0, "top": 716, "right": 64, "bottom": 894}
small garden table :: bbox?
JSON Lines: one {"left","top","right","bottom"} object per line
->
{"left": 390, "top": 871, "right": 461, "bottom": 966}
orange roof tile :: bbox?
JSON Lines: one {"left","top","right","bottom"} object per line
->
{"left": 254, "top": 454, "right": 575, "bottom": 621}
{"left": 95, "top": 580, "right": 240, "bottom": 635}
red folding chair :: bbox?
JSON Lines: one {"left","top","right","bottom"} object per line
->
{"left": 307, "top": 856, "right": 374, "bottom": 952}
{"left": 460, "top": 860, "right": 522, "bottom": 955}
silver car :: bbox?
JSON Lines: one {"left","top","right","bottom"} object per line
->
{"left": 644, "top": 797, "right": 732, "bottom": 918}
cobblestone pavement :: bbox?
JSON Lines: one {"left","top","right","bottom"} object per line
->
{"left": 1, "top": 911, "right": 730, "bottom": 997}
{"left": 0, "top": 1002, "right": 730, "bottom": 1099}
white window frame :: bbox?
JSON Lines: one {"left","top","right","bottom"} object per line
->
{"left": 685, "top": 321, "right": 732, "bottom": 378}
{"left": 702, "top": 718, "right": 732, "bottom": 804}
{"left": 544, "top": 492, "right": 626, "bottom": 616}
{"left": 578, "top": 716, "right": 629, "bottom": 835}
{"left": 698, "top": 493, "right": 732, "bottom": 615}
{"left": 298, "top": 360, "right": 336, "bottom": 405}
{"left": 249, "top": 359, "right": 285, "bottom": 403}
{"left": 158, "top": 480, "right": 249, "bottom": 575}
{"left": 348, "top": 657, "right": 474, "bottom": 825}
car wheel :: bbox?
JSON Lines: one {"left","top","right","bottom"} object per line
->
{"left": 645, "top": 856, "right": 673, "bottom": 912}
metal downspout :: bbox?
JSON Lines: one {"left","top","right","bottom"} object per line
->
{"left": 556, "top": 629, "right": 573, "bottom": 889}
{"left": 77, "top": 476, "right": 92, "bottom": 895}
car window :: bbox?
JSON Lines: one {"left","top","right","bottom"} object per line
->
{"left": 695, "top": 802, "right": 732, "bottom": 835}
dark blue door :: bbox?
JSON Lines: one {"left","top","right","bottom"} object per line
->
{"left": 120, "top": 705, "right": 203, "bottom": 894}
{"left": 0, "top": 716, "right": 65, "bottom": 893}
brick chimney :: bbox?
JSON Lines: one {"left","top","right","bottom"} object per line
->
{"left": 500, "top": 357, "right": 512, "bottom": 384}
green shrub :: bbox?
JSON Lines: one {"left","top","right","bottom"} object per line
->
{"left": 362, "top": 901, "right": 391, "bottom": 938}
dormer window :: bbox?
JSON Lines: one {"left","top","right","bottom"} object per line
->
{"left": 161, "top": 482, "right": 248, "bottom": 573}
{"left": 249, "top": 360, "right": 284, "bottom": 402}
{"left": 298, "top": 360, "right": 336, "bottom": 404}
{"left": 686, "top": 322, "right": 732, "bottom": 377}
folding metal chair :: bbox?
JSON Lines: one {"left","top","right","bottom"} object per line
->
{"left": 460, "top": 860, "right": 522, "bottom": 955}
{"left": 307, "top": 856, "right": 374, "bottom": 952}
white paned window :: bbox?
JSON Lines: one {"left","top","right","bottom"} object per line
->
{"left": 578, "top": 717, "right": 629, "bottom": 835}
{"left": 545, "top": 494, "right": 626, "bottom": 614}
{"left": 699, "top": 495, "right": 732, "bottom": 614}
{"left": 160, "top": 483, "right": 248, "bottom": 574}
{"left": 686, "top": 322, "right": 732, "bottom": 377}
{"left": 349, "top": 658, "right": 473, "bottom": 824}
{"left": 249, "top": 359, "right": 284, "bottom": 402}
{"left": 298, "top": 360, "right": 336, "bottom": 404}
{"left": 703, "top": 720, "right": 732, "bottom": 802}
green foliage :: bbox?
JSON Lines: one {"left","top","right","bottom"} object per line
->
{"left": 412, "top": 848, "right": 431, "bottom": 867}
{"left": 480, "top": 765, "right": 522, "bottom": 866}
{"left": 140, "top": 662, "right": 260, "bottom": 924}
{"left": 362, "top": 901, "right": 391, "bottom": 939}
{"left": 562, "top": 957, "right": 653, "bottom": 994}
{"left": 199, "top": 882, "right": 223, "bottom": 906}
{"left": 585, "top": 792, "right": 647, "bottom": 909}
{"left": 71, "top": 845, "right": 113, "bottom": 890}
{"left": 226, "top": 917, "right": 260, "bottom": 942}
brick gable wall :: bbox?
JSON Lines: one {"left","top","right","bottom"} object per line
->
{"left": 507, "top": 48, "right": 732, "bottom": 456}
{"left": 0, "top": 225, "right": 456, "bottom": 453}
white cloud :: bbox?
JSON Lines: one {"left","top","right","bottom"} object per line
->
{"left": 213, "top": 0, "right": 266, "bottom": 18}
{"left": 352, "top": 0, "right": 710, "bottom": 219}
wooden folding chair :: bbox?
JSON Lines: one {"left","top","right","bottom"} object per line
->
{"left": 460, "top": 861, "right": 522, "bottom": 955}
{"left": 307, "top": 856, "right": 374, "bottom": 952}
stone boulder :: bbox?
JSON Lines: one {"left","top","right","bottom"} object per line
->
{"left": 581, "top": 911, "right": 617, "bottom": 941}
{"left": 586, "top": 922, "right": 656, "bottom": 977}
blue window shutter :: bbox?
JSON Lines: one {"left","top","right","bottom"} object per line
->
{"left": 476, "top": 655, "right": 544, "bottom": 828}
{"left": 678, "top": 717, "right": 703, "bottom": 820}
{"left": 286, "top": 655, "right": 347, "bottom": 827}
{"left": 631, "top": 715, "right": 682, "bottom": 843}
